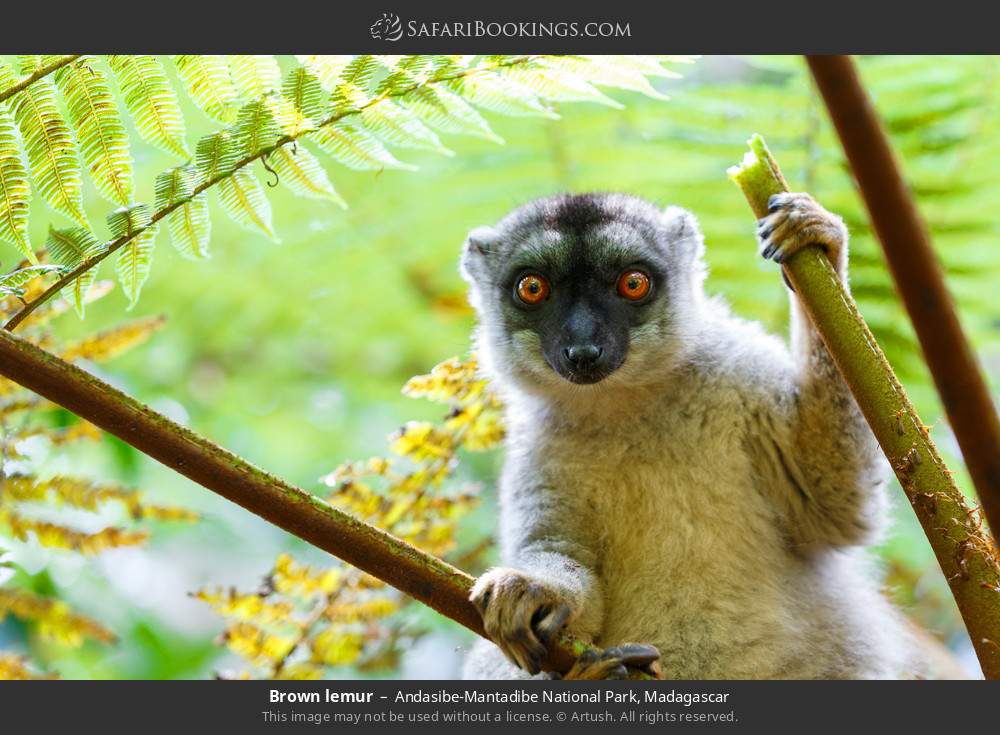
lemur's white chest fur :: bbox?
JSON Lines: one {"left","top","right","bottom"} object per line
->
{"left": 460, "top": 192, "right": 917, "bottom": 680}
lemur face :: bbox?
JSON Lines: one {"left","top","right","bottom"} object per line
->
{"left": 461, "top": 194, "right": 705, "bottom": 393}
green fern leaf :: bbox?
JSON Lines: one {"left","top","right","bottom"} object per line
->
{"left": 45, "top": 226, "right": 105, "bottom": 315}
{"left": 194, "top": 132, "right": 237, "bottom": 184}
{"left": 107, "top": 205, "right": 156, "bottom": 308}
{"left": 55, "top": 57, "right": 134, "bottom": 206}
{"left": 358, "top": 96, "right": 451, "bottom": 155}
{"left": 6, "top": 58, "right": 88, "bottom": 228}
{"left": 310, "top": 121, "right": 414, "bottom": 171}
{"left": 446, "top": 71, "right": 556, "bottom": 119}
{"left": 229, "top": 55, "right": 282, "bottom": 99}
{"left": 401, "top": 85, "right": 502, "bottom": 142}
{"left": 217, "top": 168, "right": 274, "bottom": 239}
{"left": 282, "top": 67, "right": 326, "bottom": 123}
{"left": 154, "top": 167, "right": 210, "bottom": 260}
{"left": 501, "top": 64, "right": 622, "bottom": 108}
{"left": 340, "top": 55, "right": 384, "bottom": 93}
{"left": 271, "top": 144, "right": 345, "bottom": 206}
{"left": 232, "top": 100, "right": 281, "bottom": 159}
{"left": 107, "top": 55, "right": 189, "bottom": 158}
{"left": 172, "top": 55, "right": 239, "bottom": 123}
{"left": 0, "top": 105, "right": 34, "bottom": 262}
{"left": 544, "top": 56, "right": 672, "bottom": 100}
{"left": 0, "top": 264, "right": 60, "bottom": 297}
{"left": 295, "top": 55, "right": 352, "bottom": 92}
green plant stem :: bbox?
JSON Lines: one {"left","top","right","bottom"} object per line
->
{"left": 0, "top": 55, "right": 80, "bottom": 105}
{"left": 729, "top": 134, "right": 1000, "bottom": 679}
{"left": 2, "top": 56, "right": 540, "bottom": 332}
{"left": 0, "top": 326, "right": 582, "bottom": 675}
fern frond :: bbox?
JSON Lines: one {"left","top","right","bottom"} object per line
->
{"left": 172, "top": 55, "right": 239, "bottom": 123}
{"left": 0, "top": 654, "right": 56, "bottom": 680}
{"left": 107, "top": 55, "right": 188, "bottom": 158}
{"left": 115, "top": 229, "right": 155, "bottom": 308}
{"left": 546, "top": 56, "right": 673, "bottom": 99}
{"left": 229, "top": 55, "right": 282, "bottom": 99}
{"left": 217, "top": 167, "right": 274, "bottom": 239}
{"left": 400, "top": 85, "right": 502, "bottom": 142}
{"left": 232, "top": 100, "right": 281, "bottom": 159}
{"left": 0, "top": 510, "right": 149, "bottom": 554}
{"left": 4, "top": 58, "right": 88, "bottom": 228}
{"left": 0, "top": 106, "right": 33, "bottom": 261}
{"left": 0, "top": 265, "right": 60, "bottom": 297}
{"left": 310, "top": 121, "right": 414, "bottom": 171}
{"left": 501, "top": 63, "right": 622, "bottom": 108}
{"left": 294, "top": 55, "right": 352, "bottom": 92}
{"left": 270, "top": 144, "right": 345, "bottom": 206}
{"left": 155, "top": 167, "right": 210, "bottom": 259}
{"left": 445, "top": 70, "right": 556, "bottom": 118}
{"left": 359, "top": 97, "right": 452, "bottom": 155}
{"left": 194, "top": 131, "right": 237, "bottom": 183}
{"left": 0, "top": 588, "right": 116, "bottom": 645}
{"left": 55, "top": 57, "right": 133, "bottom": 206}
{"left": 282, "top": 68, "right": 325, "bottom": 122}
{"left": 107, "top": 204, "right": 156, "bottom": 308}
{"left": 44, "top": 226, "right": 105, "bottom": 316}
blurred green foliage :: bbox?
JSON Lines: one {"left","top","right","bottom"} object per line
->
{"left": 4, "top": 55, "right": 999, "bottom": 677}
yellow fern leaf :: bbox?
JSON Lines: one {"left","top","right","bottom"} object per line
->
{"left": 61, "top": 315, "right": 165, "bottom": 363}
{"left": 0, "top": 588, "right": 115, "bottom": 646}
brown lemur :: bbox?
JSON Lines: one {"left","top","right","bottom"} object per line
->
{"left": 459, "top": 192, "right": 919, "bottom": 680}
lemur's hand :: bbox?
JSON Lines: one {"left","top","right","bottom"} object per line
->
{"left": 757, "top": 192, "right": 847, "bottom": 273}
{"left": 548, "top": 643, "right": 662, "bottom": 680}
{"left": 470, "top": 567, "right": 573, "bottom": 675}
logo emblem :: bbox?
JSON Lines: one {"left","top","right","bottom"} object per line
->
{"left": 370, "top": 12, "right": 403, "bottom": 41}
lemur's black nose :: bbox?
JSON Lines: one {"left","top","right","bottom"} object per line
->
{"left": 564, "top": 344, "right": 603, "bottom": 369}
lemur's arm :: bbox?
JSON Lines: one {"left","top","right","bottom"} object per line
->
{"left": 754, "top": 193, "right": 888, "bottom": 548}
{"left": 470, "top": 469, "right": 604, "bottom": 676}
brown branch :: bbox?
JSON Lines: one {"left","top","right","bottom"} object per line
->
{"left": 3, "top": 55, "right": 540, "bottom": 332}
{"left": 730, "top": 135, "right": 1000, "bottom": 679}
{"left": 0, "top": 55, "right": 81, "bottom": 105}
{"left": 806, "top": 54, "right": 1000, "bottom": 541}
{"left": 0, "top": 327, "right": 580, "bottom": 674}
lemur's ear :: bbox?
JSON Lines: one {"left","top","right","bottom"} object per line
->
{"left": 661, "top": 206, "right": 705, "bottom": 267}
{"left": 459, "top": 226, "right": 500, "bottom": 283}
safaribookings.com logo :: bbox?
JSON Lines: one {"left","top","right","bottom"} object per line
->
{"left": 369, "top": 13, "right": 631, "bottom": 41}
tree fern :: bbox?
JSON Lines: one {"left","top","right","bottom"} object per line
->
{"left": 3, "top": 57, "right": 87, "bottom": 228}
{"left": 229, "top": 54, "right": 282, "bottom": 99}
{"left": 172, "top": 55, "right": 239, "bottom": 124}
{"left": 154, "top": 166, "right": 210, "bottom": 260}
{"left": 55, "top": 57, "right": 133, "bottom": 207}
{"left": 0, "top": 276, "right": 195, "bottom": 678}
{"left": 0, "top": 106, "right": 32, "bottom": 261}
{"left": 217, "top": 167, "right": 274, "bottom": 238}
{"left": 44, "top": 226, "right": 104, "bottom": 315}
{"left": 269, "top": 144, "right": 345, "bottom": 206}
{"left": 107, "top": 204, "right": 155, "bottom": 306}
{"left": 107, "top": 55, "right": 188, "bottom": 158}
{"left": 0, "top": 54, "right": 690, "bottom": 321}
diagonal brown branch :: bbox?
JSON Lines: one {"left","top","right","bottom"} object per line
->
{"left": 0, "top": 326, "right": 581, "bottom": 675}
{"left": 0, "top": 55, "right": 81, "bottom": 104}
{"left": 806, "top": 54, "right": 1000, "bottom": 544}
{"left": 3, "top": 55, "right": 541, "bottom": 332}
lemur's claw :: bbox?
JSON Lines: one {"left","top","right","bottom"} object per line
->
{"left": 756, "top": 192, "right": 847, "bottom": 271}
{"left": 549, "top": 642, "right": 662, "bottom": 680}
{"left": 470, "top": 568, "right": 574, "bottom": 676}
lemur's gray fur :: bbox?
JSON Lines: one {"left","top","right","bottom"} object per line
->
{"left": 459, "top": 192, "right": 918, "bottom": 680}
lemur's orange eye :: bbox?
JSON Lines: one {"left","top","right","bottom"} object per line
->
{"left": 617, "top": 270, "right": 651, "bottom": 301}
{"left": 516, "top": 274, "right": 550, "bottom": 305}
